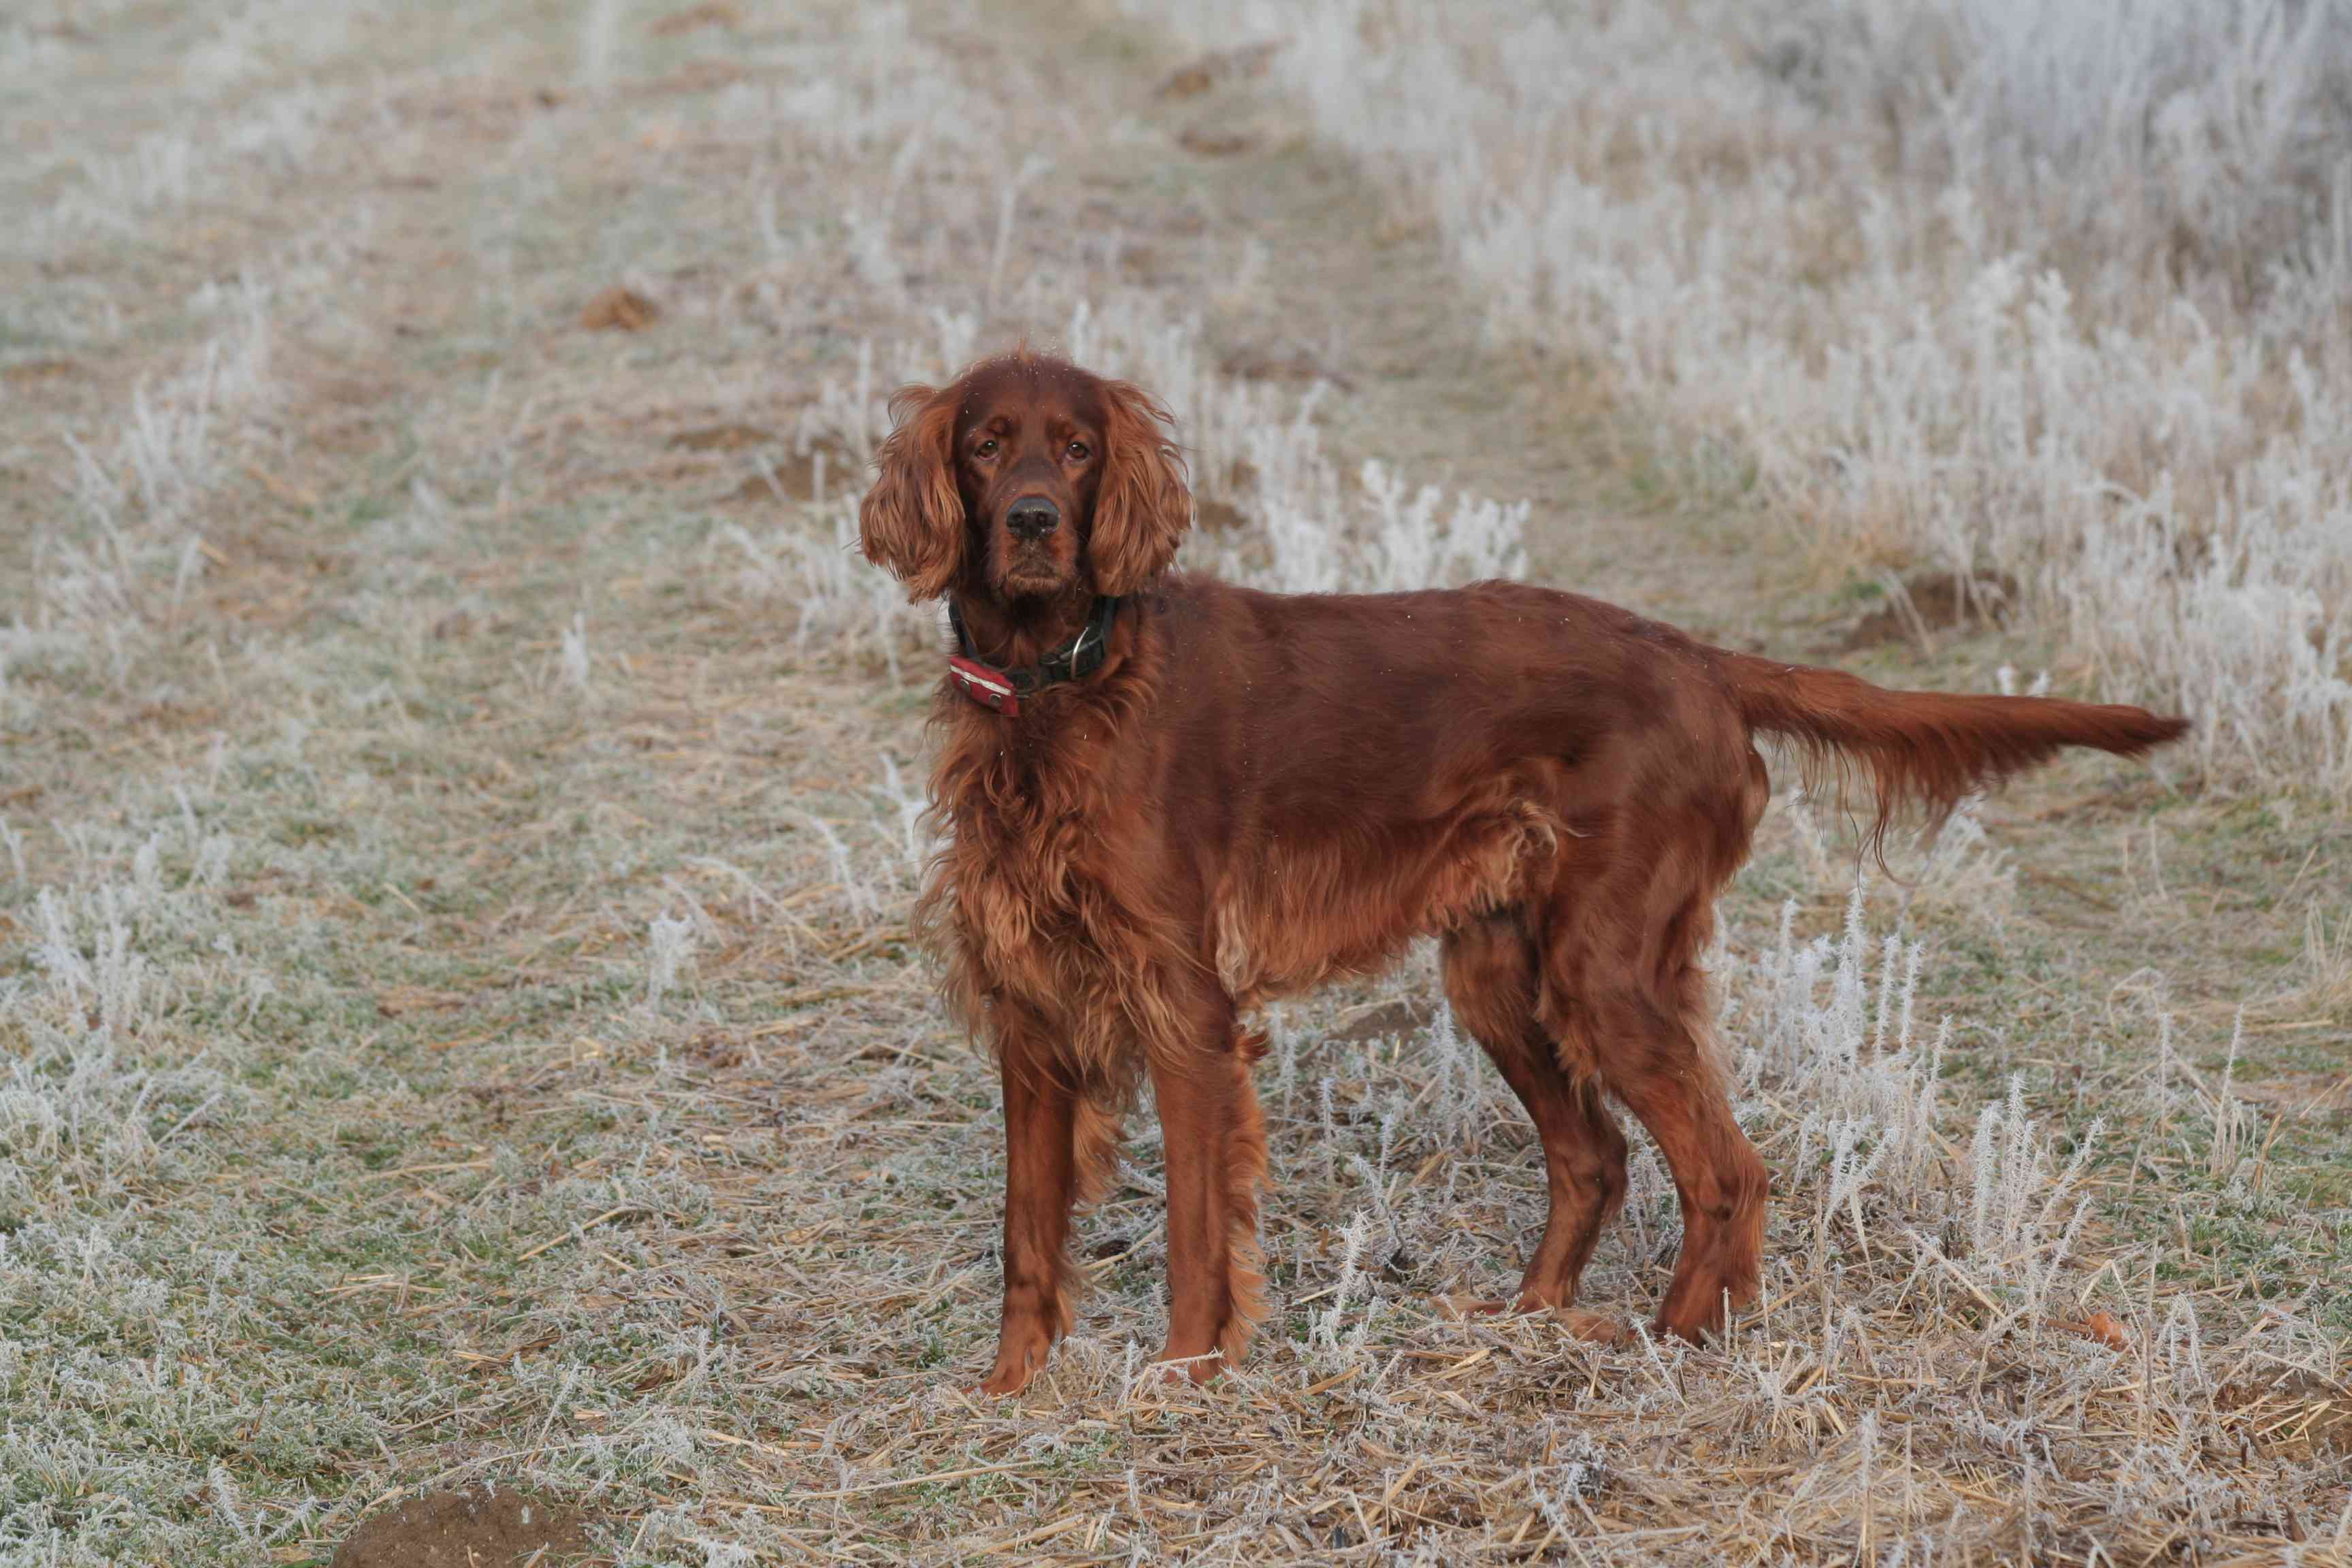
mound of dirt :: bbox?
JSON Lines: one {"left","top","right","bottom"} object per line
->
{"left": 1838, "top": 571, "right": 2017, "bottom": 650}
{"left": 1155, "top": 42, "right": 1282, "bottom": 99}
{"left": 668, "top": 423, "right": 774, "bottom": 451}
{"left": 580, "top": 286, "right": 659, "bottom": 331}
{"left": 651, "top": 1, "right": 738, "bottom": 34}
{"left": 331, "top": 1489, "right": 595, "bottom": 1567}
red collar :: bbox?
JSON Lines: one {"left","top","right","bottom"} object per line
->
{"left": 945, "top": 597, "right": 1121, "bottom": 717}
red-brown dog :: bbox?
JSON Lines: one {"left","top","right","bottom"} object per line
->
{"left": 859, "top": 348, "right": 2184, "bottom": 1395}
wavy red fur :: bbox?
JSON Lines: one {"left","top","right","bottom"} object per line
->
{"left": 862, "top": 350, "right": 2188, "bottom": 1396}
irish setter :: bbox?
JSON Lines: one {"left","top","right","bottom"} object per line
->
{"left": 858, "top": 349, "right": 2186, "bottom": 1396}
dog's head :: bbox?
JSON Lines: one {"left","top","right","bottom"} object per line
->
{"left": 858, "top": 351, "right": 1190, "bottom": 604}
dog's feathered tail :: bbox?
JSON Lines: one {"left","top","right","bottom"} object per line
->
{"left": 1714, "top": 651, "right": 2189, "bottom": 847}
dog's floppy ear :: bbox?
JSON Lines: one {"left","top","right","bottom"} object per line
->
{"left": 1090, "top": 379, "right": 1190, "bottom": 597}
{"left": 859, "top": 382, "right": 964, "bottom": 600}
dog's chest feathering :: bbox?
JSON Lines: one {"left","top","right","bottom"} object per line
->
{"left": 924, "top": 710, "right": 1196, "bottom": 1071}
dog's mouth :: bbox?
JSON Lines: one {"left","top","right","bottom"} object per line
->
{"left": 998, "top": 544, "right": 1071, "bottom": 598}
{"left": 1000, "top": 571, "right": 1067, "bottom": 600}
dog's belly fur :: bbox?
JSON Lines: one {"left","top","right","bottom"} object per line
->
{"left": 1210, "top": 796, "right": 1563, "bottom": 1009}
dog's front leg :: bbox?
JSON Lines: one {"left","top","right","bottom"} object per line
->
{"left": 977, "top": 1020, "right": 1076, "bottom": 1396}
{"left": 1147, "top": 1008, "right": 1268, "bottom": 1385}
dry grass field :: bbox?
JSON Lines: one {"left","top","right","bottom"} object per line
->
{"left": 3, "top": 1, "right": 2349, "bottom": 1563}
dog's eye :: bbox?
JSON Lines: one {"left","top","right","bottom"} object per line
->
{"left": 1064, "top": 440, "right": 1090, "bottom": 461}
{"left": 975, "top": 438, "right": 998, "bottom": 458}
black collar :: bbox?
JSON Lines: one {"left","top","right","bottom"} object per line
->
{"left": 945, "top": 596, "right": 1121, "bottom": 716}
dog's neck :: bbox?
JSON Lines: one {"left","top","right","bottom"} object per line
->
{"left": 948, "top": 585, "right": 1101, "bottom": 670}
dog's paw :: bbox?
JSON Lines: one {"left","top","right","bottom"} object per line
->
{"left": 971, "top": 1366, "right": 1032, "bottom": 1397}
{"left": 1554, "top": 1307, "right": 1629, "bottom": 1345}
{"left": 972, "top": 1324, "right": 1054, "bottom": 1396}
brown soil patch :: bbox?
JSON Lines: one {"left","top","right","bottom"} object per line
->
{"left": 580, "top": 286, "right": 659, "bottom": 331}
{"left": 1179, "top": 126, "right": 1258, "bottom": 158}
{"left": 1220, "top": 345, "right": 1345, "bottom": 385}
{"left": 1195, "top": 496, "right": 1249, "bottom": 532}
{"left": 1156, "top": 42, "right": 1282, "bottom": 99}
{"left": 669, "top": 423, "right": 774, "bottom": 451}
{"left": 1, "top": 359, "right": 80, "bottom": 385}
{"left": 2218, "top": 1373, "right": 2352, "bottom": 1458}
{"left": 1329, "top": 997, "right": 1435, "bottom": 1043}
{"left": 331, "top": 1489, "right": 595, "bottom": 1567}
{"left": 651, "top": 1, "right": 739, "bottom": 34}
{"left": 1838, "top": 571, "right": 2018, "bottom": 650}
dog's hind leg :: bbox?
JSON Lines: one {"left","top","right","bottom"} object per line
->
{"left": 1441, "top": 910, "right": 1628, "bottom": 1333}
{"left": 1548, "top": 889, "right": 1769, "bottom": 1343}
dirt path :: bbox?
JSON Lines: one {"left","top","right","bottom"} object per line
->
{"left": 5, "top": 3, "right": 2342, "bottom": 1563}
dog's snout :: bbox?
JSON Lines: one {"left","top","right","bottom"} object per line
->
{"left": 1004, "top": 497, "right": 1060, "bottom": 542}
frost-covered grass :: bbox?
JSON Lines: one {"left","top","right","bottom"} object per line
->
{"left": 3, "top": 1, "right": 2346, "bottom": 1564}
{"left": 1143, "top": 0, "right": 2352, "bottom": 799}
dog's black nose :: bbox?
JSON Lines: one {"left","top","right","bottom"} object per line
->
{"left": 1004, "top": 497, "right": 1059, "bottom": 542}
